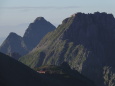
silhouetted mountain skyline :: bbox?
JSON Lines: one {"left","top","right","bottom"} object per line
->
{"left": 1, "top": 12, "right": 115, "bottom": 86}
{"left": 23, "top": 16, "right": 55, "bottom": 50}
{"left": 0, "top": 17, "right": 55, "bottom": 59}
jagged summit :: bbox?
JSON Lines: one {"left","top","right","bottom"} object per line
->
{"left": 33, "top": 17, "right": 46, "bottom": 23}
{"left": 63, "top": 12, "right": 114, "bottom": 26}
{"left": 62, "top": 12, "right": 115, "bottom": 43}
{"left": 9, "top": 32, "right": 18, "bottom": 36}
{"left": 0, "top": 32, "right": 28, "bottom": 58}
{"left": 71, "top": 12, "right": 114, "bottom": 16}
{"left": 2, "top": 32, "right": 22, "bottom": 44}
{"left": 34, "top": 17, "right": 45, "bottom": 21}
{"left": 7, "top": 32, "right": 22, "bottom": 39}
{"left": 23, "top": 17, "right": 55, "bottom": 50}
{"left": 70, "top": 12, "right": 115, "bottom": 24}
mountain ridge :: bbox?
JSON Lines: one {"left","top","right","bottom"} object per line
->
{"left": 0, "top": 17, "right": 56, "bottom": 59}
{"left": 19, "top": 12, "right": 115, "bottom": 86}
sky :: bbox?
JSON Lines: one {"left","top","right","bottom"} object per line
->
{"left": 0, "top": 0, "right": 115, "bottom": 44}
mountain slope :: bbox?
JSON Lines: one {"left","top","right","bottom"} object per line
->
{"left": 0, "top": 52, "right": 95, "bottom": 86}
{"left": 0, "top": 52, "right": 52, "bottom": 86}
{"left": 34, "top": 62, "right": 95, "bottom": 86}
{"left": 0, "top": 17, "right": 55, "bottom": 59}
{"left": 19, "top": 12, "right": 115, "bottom": 86}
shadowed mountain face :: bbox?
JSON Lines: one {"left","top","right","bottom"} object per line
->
{"left": 0, "top": 52, "right": 51, "bottom": 86}
{"left": 34, "top": 62, "right": 96, "bottom": 86}
{"left": 0, "top": 52, "right": 95, "bottom": 86}
{"left": 19, "top": 12, "right": 115, "bottom": 86}
{"left": 0, "top": 17, "right": 55, "bottom": 59}
{"left": 23, "top": 17, "right": 56, "bottom": 50}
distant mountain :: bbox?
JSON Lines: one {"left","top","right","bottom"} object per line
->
{"left": 19, "top": 12, "right": 115, "bottom": 86}
{"left": 23, "top": 17, "right": 56, "bottom": 50}
{"left": 0, "top": 52, "right": 94, "bottom": 86}
{"left": 0, "top": 32, "right": 28, "bottom": 59}
{"left": 0, "top": 17, "right": 55, "bottom": 59}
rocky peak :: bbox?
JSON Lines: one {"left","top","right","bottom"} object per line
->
{"left": 6, "top": 32, "right": 22, "bottom": 41}
{"left": 8, "top": 32, "right": 21, "bottom": 39}
{"left": 23, "top": 17, "right": 55, "bottom": 51}
{"left": 9, "top": 32, "right": 18, "bottom": 36}
{"left": 34, "top": 17, "right": 45, "bottom": 21}
{"left": 61, "top": 12, "right": 115, "bottom": 66}
{"left": 33, "top": 17, "right": 46, "bottom": 23}
{"left": 70, "top": 12, "right": 115, "bottom": 23}
{"left": 62, "top": 12, "right": 115, "bottom": 43}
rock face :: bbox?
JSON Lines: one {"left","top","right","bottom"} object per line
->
{"left": 19, "top": 12, "right": 115, "bottom": 86}
{"left": 0, "top": 17, "right": 55, "bottom": 59}
{"left": 0, "top": 52, "right": 94, "bottom": 86}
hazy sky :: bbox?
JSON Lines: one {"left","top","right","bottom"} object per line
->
{"left": 0, "top": 0, "right": 115, "bottom": 44}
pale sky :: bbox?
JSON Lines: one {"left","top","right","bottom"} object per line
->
{"left": 0, "top": 0, "right": 115, "bottom": 44}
